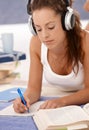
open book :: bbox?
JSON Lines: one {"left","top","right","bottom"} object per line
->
{"left": 33, "top": 103, "right": 89, "bottom": 130}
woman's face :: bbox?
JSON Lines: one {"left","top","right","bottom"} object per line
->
{"left": 32, "top": 8, "right": 67, "bottom": 50}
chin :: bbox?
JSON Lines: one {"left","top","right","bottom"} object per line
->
{"left": 45, "top": 44, "right": 55, "bottom": 49}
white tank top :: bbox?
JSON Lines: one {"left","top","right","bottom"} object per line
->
{"left": 41, "top": 44, "right": 84, "bottom": 91}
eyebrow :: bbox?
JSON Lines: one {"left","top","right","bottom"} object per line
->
{"left": 35, "top": 21, "right": 55, "bottom": 27}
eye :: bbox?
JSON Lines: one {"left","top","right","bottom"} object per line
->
{"left": 48, "top": 25, "right": 55, "bottom": 30}
{"left": 36, "top": 29, "right": 41, "bottom": 32}
{"left": 35, "top": 27, "right": 42, "bottom": 32}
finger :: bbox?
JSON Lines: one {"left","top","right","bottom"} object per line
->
{"left": 19, "top": 104, "right": 27, "bottom": 113}
{"left": 13, "top": 98, "right": 27, "bottom": 113}
{"left": 46, "top": 103, "right": 57, "bottom": 109}
{"left": 25, "top": 98, "right": 30, "bottom": 108}
{"left": 39, "top": 101, "right": 49, "bottom": 109}
{"left": 44, "top": 101, "right": 57, "bottom": 109}
{"left": 13, "top": 98, "right": 21, "bottom": 112}
{"left": 13, "top": 103, "right": 27, "bottom": 113}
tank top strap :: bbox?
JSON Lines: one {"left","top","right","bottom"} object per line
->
{"left": 41, "top": 43, "right": 48, "bottom": 65}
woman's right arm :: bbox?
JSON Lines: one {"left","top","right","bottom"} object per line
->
{"left": 13, "top": 36, "right": 43, "bottom": 113}
{"left": 25, "top": 35, "right": 43, "bottom": 104}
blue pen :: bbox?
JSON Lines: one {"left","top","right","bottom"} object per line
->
{"left": 17, "top": 88, "right": 29, "bottom": 112}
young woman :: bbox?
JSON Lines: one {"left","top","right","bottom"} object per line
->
{"left": 84, "top": 0, "right": 89, "bottom": 30}
{"left": 13, "top": 0, "right": 89, "bottom": 113}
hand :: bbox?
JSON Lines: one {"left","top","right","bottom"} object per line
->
{"left": 39, "top": 98, "right": 66, "bottom": 109}
{"left": 13, "top": 96, "right": 30, "bottom": 113}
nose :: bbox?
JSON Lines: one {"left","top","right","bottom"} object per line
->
{"left": 41, "top": 29, "right": 49, "bottom": 39}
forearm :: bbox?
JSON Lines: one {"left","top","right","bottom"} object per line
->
{"left": 60, "top": 88, "right": 89, "bottom": 106}
{"left": 24, "top": 86, "right": 41, "bottom": 104}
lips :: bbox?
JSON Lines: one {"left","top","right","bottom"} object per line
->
{"left": 44, "top": 40, "right": 54, "bottom": 45}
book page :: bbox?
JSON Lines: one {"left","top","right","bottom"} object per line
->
{"left": 0, "top": 101, "right": 44, "bottom": 116}
{"left": 33, "top": 105, "right": 89, "bottom": 130}
{"left": 44, "top": 106, "right": 89, "bottom": 125}
{"left": 83, "top": 103, "right": 89, "bottom": 115}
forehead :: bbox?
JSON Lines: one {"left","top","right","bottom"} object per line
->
{"left": 32, "top": 7, "right": 59, "bottom": 24}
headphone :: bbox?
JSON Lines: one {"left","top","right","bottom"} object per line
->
{"left": 28, "top": 16, "right": 37, "bottom": 35}
{"left": 27, "top": 0, "right": 75, "bottom": 35}
{"left": 27, "top": 0, "right": 37, "bottom": 35}
{"left": 61, "top": 3, "right": 75, "bottom": 31}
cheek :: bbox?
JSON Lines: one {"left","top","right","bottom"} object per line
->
{"left": 54, "top": 30, "right": 66, "bottom": 44}
{"left": 54, "top": 26, "right": 65, "bottom": 39}
{"left": 54, "top": 22, "right": 64, "bottom": 36}
{"left": 37, "top": 34, "right": 43, "bottom": 43}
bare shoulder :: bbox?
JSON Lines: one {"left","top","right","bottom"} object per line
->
{"left": 30, "top": 35, "right": 41, "bottom": 57}
{"left": 82, "top": 30, "right": 89, "bottom": 66}
{"left": 85, "top": 30, "right": 89, "bottom": 42}
{"left": 82, "top": 30, "right": 89, "bottom": 51}
{"left": 82, "top": 30, "right": 89, "bottom": 87}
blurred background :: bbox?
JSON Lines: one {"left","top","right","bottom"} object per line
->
{"left": 0, "top": 0, "right": 88, "bottom": 25}
{"left": 0, "top": 0, "right": 88, "bottom": 82}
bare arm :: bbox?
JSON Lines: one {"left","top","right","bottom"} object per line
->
{"left": 13, "top": 36, "right": 43, "bottom": 113}
{"left": 24, "top": 36, "right": 43, "bottom": 104}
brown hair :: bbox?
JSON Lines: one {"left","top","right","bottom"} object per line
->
{"left": 28, "top": 0, "right": 84, "bottom": 72}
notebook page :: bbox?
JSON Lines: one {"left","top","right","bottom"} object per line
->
{"left": 0, "top": 101, "right": 44, "bottom": 116}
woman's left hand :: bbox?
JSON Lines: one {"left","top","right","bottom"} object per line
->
{"left": 39, "top": 98, "right": 66, "bottom": 109}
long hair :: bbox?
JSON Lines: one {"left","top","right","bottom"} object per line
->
{"left": 27, "top": 0, "right": 84, "bottom": 72}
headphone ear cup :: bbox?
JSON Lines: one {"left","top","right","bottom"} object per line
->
{"left": 61, "top": 7, "right": 75, "bottom": 31}
{"left": 69, "top": 13, "right": 75, "bottom": 29}
{"left": 28, "top": 16, "right": 37, "bottom": 35}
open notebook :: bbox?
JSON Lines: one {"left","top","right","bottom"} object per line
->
{"left": 0, "top": 100, "right": 44, "bottom": 116}
{"left": 0, "top": 96, "right": 58, "bottom": 116}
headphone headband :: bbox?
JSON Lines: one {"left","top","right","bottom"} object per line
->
{"left": 27, "top": 0, "right": 32, "bottom": 15}
{"left": 27, "top": 0, "right": 71, "bottom": 14}
{"left": 65, "top": 0, "right": 70, "bottom": 6}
